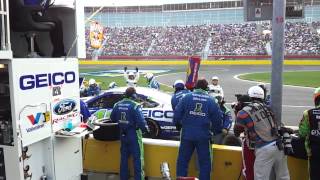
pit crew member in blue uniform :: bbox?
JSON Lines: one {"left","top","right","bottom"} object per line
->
{"left": 299, "top": 87, "right": 320, "bottom": 180}
{"left": 110, "top": 87, "right": 149, "bottom": 180}
{"left": 145, "top": 73, "right": 160, "bottom": 90}
{"left": 86, "top": 78, "right": 101, "bottom": 96}
{"left": 209, "top": 85, "right": 233, "bottom": 144}
{"left": 171, "top": 80, "right": 190, "bottom": 111}
{"left": 174, "top": 78, "right": 223, "bottom": 180}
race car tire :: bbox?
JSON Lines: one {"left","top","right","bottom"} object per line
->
{"left": 145, "top": 119, "right": 160, "bottom": 139}
{"left": 92, "top": 119, "right": 120, "bottom": 141}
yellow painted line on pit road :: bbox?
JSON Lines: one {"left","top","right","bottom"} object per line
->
{"left": 283, "top": 60, "right": 320, "bottom": 65}
{"left": 79, "top": 60, "right": 320, "bottom": 66}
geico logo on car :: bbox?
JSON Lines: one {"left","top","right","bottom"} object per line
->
{"left": 19, "top": 71, "right": 76, "bottom": 90}
{"left": 142, "top": 109, "right": 173, "bottom": 119}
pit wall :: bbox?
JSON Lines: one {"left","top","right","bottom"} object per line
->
{"left": 83, "top": 138, "right": 308, "bottom": 180}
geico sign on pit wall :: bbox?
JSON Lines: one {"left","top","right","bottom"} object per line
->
{"left": 19, "top": 71, "right": 76, "bottom": 90}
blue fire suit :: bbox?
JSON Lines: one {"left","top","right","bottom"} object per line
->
{"left": 213, "top": 104, "right": 233, "bottom": 144}
{"left": 173, "top": 89, "right": 223, "bottom": 180}
{"left": 86, "top": 85, "right": 101, "bottom": 96}
{"left": 110, "top": 98, "right": 148, "bottom": 180}
{"left": 219, "top": 104, "right": 232, "bottom": 130}
{"left": 148, "top": 78, "right": 160, "bottom": 90}
{"left": 171, "top": 89, "right": 190, "bottom": 110}
{"left": 80, "top": 100, "right": 91, "bottom": 123}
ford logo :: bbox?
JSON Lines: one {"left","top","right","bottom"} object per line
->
{"left": 53, "top": 99, "right": 77, "bottom": 115}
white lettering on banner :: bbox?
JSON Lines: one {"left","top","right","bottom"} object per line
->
{"left": 192, "top": 63, "right": 198, "bottom": 82}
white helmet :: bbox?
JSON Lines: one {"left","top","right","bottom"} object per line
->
{"left": 145, "top": 73, "right": 154, "bottom": 80}
{"left": 248, "top": 86, "right": 265, "bottom": 99}
{"left": 211, "top": 76, "right": 219, "bottom": 80}
{"left": 88, "top": 79, "right": 96, "bottom": 85}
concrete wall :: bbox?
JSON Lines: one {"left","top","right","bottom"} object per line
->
{"left": 83, "top": 138, "right": 308, "bottom": 179}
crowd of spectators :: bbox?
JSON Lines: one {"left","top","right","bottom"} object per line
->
{"left": 312, "top": 21, "right": 320, "bottom": 29}
{"left": 209, "top": 23, "right": 267, "bottom": 55}
{"left": 149, "top": 25, "right": 209, "bottom": 56}
{"left": 85, "top": 21, "right": 320, "bottom": 57}
{"left": 101, "top": 26, "right": 162, "bottom": 56}
{"left": 285, "top": 22, "right": 319, "bottom": 55}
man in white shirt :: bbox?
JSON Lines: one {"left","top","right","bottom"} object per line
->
{"left": 209, "top": 76, "right": 224, "bottom": 98}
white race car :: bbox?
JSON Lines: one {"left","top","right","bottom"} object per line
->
{"left": 83, "top": 87, "right": 178, "bottom": 139}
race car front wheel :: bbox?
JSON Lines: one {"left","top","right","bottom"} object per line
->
{"left": 145, "top": 119, "right": 160, "bottom": 139}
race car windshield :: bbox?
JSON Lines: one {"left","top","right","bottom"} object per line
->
{"left": 136, "top": 94, "right": 159, "bottom": 108}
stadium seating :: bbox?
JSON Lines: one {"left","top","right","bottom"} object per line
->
{"left": 85, "top": 21, "right": 320, "bottom": 57}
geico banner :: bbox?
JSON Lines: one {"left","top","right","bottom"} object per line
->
{"left": 11, "top": 58, "right": 80, "bottom": 146}
{"left": 19, "top": 71, "right": 76, "bottom": 90}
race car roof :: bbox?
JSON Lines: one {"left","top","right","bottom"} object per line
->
{"left": 104, "top": 87, "right": 172, "bottom": 104}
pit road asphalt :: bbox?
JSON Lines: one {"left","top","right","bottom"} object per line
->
{"left": 80, "top": 64, "right": 319, "bottom": 126}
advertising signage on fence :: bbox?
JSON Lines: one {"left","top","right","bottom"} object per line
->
{"left": 244, "top": 0, "right": 304, "bottom": 21}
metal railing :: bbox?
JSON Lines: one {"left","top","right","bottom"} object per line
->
{"left": 0, "top": 0, "right": 10, "bottom": 51}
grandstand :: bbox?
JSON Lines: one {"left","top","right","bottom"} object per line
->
{"left": 84, "top": 0, "right": 320, "bottom": 58}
